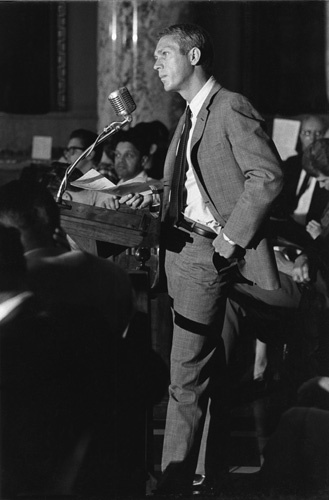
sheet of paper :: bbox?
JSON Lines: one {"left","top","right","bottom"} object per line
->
{"left": 32, "top": 136, "right": 52, "bottom": 161}
{"left": 272, "top": 118, "right": 301, "bottom": 161}
{"left": 69, "top": 168, "right": 116, "bottom": 190}
{"left": 70, "top": 171, "right": 163, "bottom": 197}
{"left": 104, "top": 180, "right": 163, "bottom": 196}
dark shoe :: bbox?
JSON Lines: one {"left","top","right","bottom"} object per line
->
{"left": 192, "top": 473, "right": 230, "bottom": 496}
{"left": 192, "top": 474, "right": 205, "bottom": 487}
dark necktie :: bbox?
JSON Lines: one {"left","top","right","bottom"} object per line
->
{"left": 167, "top": 106, "right": 192, "bottom": 224}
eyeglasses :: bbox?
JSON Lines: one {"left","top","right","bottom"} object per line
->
{"left": 64, "top": 146, "right": 84, "bottom": 157}
{"left": 300, "top": 130, "right": 324, "bottom": 138}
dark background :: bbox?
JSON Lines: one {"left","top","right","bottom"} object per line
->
{"left": 0, "top": 1, "right": 326, "bottom": 116}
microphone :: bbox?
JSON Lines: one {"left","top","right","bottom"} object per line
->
{"left": 108, "top": 87, "right": 136, "bottom": 117}
{"left": 57, "top": 88, "right": 136, "bottom": 204}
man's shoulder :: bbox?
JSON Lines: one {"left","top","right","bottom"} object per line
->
{"left": 210, "top": 86, "right": 262, "bottom": 118}
{"left": 212, "top": 85, "right": 250, "bottom": 104}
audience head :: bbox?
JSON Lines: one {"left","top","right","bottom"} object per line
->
{"left": 134, "top": 120, "right": 169, "bottom": 179}
{"left": 0, "top": 180, "right": 60, "bottom": 252}
{"left": 158, "top": 24, "right": 214, "bottom": 75}
{"left": 303, "top": 138, "right": 329, "bottom": 190}
{"left": 297, "top": 376, "right": 329, "bottom": 411}
{"left": 298, "top": 115, "right": 326, "bottom": 153}
{"left": 64, "top": 129, "right": 103, "bottom": 172}
{"left": 111, "top": 127, "right": 151, "bottom": 182}
{"left": 0, "top": 224, "right": 27, "bottom": 296}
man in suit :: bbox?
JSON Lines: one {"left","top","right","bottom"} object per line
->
{"left": 123, "top": 24, "right": 283, "bottom": 495}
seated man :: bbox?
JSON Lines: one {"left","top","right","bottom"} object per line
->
{"left": 61, "top": 126, "right": 161, "bottom": 210}
{"left": 0, "top": 179, "right": 163, "bottom": 496}
{"left": 0, "top": 178, "right": 134, "bottom": 336}
{"left": 20, "top": 128, "right": 103, "bottom": 196}
{"left": 271, "top": 115, "right": 329, "bottom": 248}
{"left": 0, "top": 224, "right": 116, "bottom": 497}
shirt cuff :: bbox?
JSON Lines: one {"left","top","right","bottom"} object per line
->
{"left": 222, "top": 232, "right": 235, "bottom": 245}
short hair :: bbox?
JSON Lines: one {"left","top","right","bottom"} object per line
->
{"left": 301, "top": 115, "right": 327, "bottom": 130}
{"left": 0, "top": 224, "right": 26, "bottom": 292}
{"left": 297, "top": 376, "right": 329, "bottom": 411}
{"left": 0, "top": 180, "right": 60, "bottom": 246}
{"left": 302, "top": 138, "right": 329, "bottom": 177}
{"left": 158, "top": 23, "right": 214, "bottom": 74}
{"left": 112, "top": 127, "right": 151, "bottom": 158}
{"left": 69, "top": 128, "right": 103, "bottom": 165}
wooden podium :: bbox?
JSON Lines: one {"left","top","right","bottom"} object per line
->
{"left": 59, "top": 200, "right": 159, "bottom": 256}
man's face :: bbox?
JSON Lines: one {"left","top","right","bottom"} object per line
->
{"left": 299, "top": 117, "right": 326, "bottom": 151}
{"left": 316, "top": 173, "right": 329, "bottom": 190}
{"left": 114, "top": 141, "right": 143, "bottom": 182}
{"left": 154, "top": 35, "right": 193, "bottom": 94}
{"left": 64, "top": 138, "right": 85, "bottom": 164}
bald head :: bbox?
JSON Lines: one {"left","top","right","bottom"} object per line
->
{"left": 299, "top": 115, "right": 327, "bottom": 152}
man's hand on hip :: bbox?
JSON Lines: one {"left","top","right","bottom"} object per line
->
{"left": 212, "top": 232, "right": 236, "bottom": 259}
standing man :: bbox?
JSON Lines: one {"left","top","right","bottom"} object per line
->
{"left": 127, "top": 23, "right": 283, "bottom": 495}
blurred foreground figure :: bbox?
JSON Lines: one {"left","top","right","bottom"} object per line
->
{"left": 0, "top": 180, "right": 165, "bottom": 497}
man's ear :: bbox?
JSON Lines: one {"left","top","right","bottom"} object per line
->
{"left": 141, "top": 155, "right": 149, "bottom": 167}
{"left": 189, "top": 47, "right": 201, "bottom": 66}
{"left": 149, "top": 143, "right": 158, "bottom": 155}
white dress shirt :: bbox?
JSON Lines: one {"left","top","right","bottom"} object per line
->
{"left": 181, "top": 76, "right": 227, "bottom": 238}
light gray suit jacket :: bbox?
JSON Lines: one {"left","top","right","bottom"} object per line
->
{"left": 162, "top": 82, "right": 283, "bottom": 290}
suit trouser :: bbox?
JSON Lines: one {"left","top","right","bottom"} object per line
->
{"left": 161, "top": 227, "right": 302, "bottom": 488}
{"left": 161, "top": 228, "right": 248, "bottom": 488}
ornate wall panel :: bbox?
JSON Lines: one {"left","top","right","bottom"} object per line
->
{"left": 97, "top": 0, "right": 189, "bottom": 133}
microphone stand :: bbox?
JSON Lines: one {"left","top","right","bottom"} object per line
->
{"left": 56, "top": 115, "right": 133, "bottom": 206}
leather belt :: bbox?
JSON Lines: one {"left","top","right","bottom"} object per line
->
{"left": 175, "top": 218, "right": 217, "bottom": 240}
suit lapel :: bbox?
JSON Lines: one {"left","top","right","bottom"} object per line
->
{"left": 190, "top": 81, "right": 222, "bottom": 151}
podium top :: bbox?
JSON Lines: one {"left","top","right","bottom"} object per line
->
{"left": 60, "top": 201, "right": 159, "bottom": 250}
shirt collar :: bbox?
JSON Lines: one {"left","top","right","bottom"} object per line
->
{"left": 189, "top": 76, "right": 216, "bottom": 119}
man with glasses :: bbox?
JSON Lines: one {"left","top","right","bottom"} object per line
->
{"left": 63, "top": 128, "right": 103, "bottom": 177}
{"left": 46, "top": 128, "right": 103, "bottom": 204}
{"left": 271, "top": 115, "right": 329, "bottom": 247}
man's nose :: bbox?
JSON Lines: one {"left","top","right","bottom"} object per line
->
{"left": 154, "top": 59, "right": 162, "bottom": 71}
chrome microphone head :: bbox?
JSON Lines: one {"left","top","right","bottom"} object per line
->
{"left": 108, "top": 87, "right": 136, "bottom": 117}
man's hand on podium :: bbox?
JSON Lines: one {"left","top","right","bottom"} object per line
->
{"left": 120, "top": 192, "right": 153, "bottom": 210}
{"left": 96, "top": 191, "right": 154, "bottom": 210}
